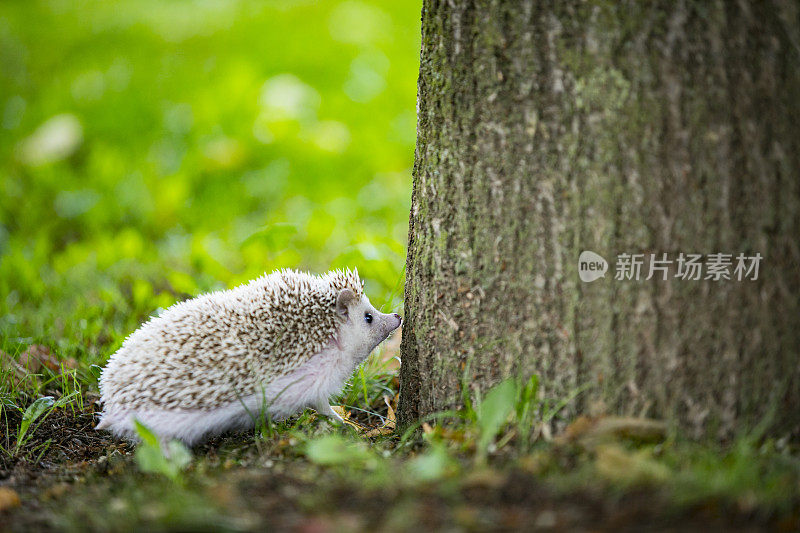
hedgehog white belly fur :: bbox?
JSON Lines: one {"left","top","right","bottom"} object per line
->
{"left": 96, "top": 268, "right": 401, "bottom": 445}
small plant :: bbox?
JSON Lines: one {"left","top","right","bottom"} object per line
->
{"left": 6, "top": 392, "right": 81, "bottom": 457}
{"left": 515, "top": 374, "right": 539, "bottom": 450}
{"left": 407, "top": 441, "right": 456, "bottom": 482}
{"left": 305, "top": 433, "right": 372, "bottom": 467}
{"left": 474, "top": 378, "right": 518, "bottom": 462}
{"left": 40, "top": 366, "right": 85, "bottom": 415}
{"left": 399, "top": 372, "right": 591, "bottom": 463}
{"left": 133, "top": 420, "right": 192, "bottom": 483}
{"left": 14, "top": 396, "right": 54, "bottom": 456}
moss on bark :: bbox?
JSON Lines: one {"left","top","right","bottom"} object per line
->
{"left": 400, "top": 0, "right": 800, "bottom": 440}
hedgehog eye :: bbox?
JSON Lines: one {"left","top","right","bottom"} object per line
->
{"left": 364, "top": 312, "right": 373, "bottom": 324}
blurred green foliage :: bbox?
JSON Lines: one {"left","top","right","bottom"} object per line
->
{"left": 0, "top": 0, "right": 419, "bottom": 368}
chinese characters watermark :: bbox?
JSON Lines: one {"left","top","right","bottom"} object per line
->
{"left": 579, "top": 251, "right": 762, "bottom": 282}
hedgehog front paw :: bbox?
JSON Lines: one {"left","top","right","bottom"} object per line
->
{"left": 315, "top": 403, "right": 344, "bottom": 424}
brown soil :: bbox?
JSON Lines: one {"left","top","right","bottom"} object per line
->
{"left": 0, "top": 404, "right": 797, "bottom": 532}
{"left": 1, "top": 402, "right": 124, "bottom": 475}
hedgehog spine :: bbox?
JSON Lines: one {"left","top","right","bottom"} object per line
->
{"left": 97, "top": 268, "right": 401, "bottom": 445}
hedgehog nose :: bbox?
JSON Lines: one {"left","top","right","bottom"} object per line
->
{"left": 392, "top": 313, "right": 402, "bottom": 326}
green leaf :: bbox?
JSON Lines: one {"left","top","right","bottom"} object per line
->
{"left": 305, "top": 434, "right": 368, "bottom": 466}
{"left": 22, "top": 396, "right": 54, "bottom": 424}
{"left": 89, "top": 364, "right": 103, "bottom": 380}
{"left": 53, "top": 390, "right": 81, "bottom": 409}
{"left": 133, "top": 420, "right": 192, "bottom": 482}
{"left": 18, "top": 396, "right": 55, "bottom": 443}
{"left": 135, "top": 443, "right": 169, "bottom": 476}
{"left": 408, "top": 444, "right": 453, "bottom": 482}
{"left": 516, "top": 374, "right": 539, "bottom": 421}
{"left": 165, "top": 440, "right": 192, "bottom": 471}
{"left": 133, "top": 419, "right": 160, "bottom": 448}
{"left": 477, "top": 379, "right": 518, "bottom": 455}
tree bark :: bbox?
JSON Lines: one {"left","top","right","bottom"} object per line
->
{"left": 399, "top": 0, "right": 800, "bottom": 440}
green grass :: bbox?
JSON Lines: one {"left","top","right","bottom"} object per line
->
{"left": 22, "top": 377, "right": 796, "bottom": 531}
{"left": 0, "top": 0, "right": 417, "bottom": 407}
{"left": 1, "top": 1, "right": 798, "bottom": 530}
{"left": 117, "top": 373, "right": 800, "bottom": 519}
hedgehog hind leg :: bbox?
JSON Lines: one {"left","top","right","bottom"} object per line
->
{"left": 98, "top": 400, "right": 263, "bottom": 447}
{"left": 136, "top": 402, "right": 259, "bottom": 447}
{"left": 96, "top": 407, "right": 195, "bottom": 445}
{"left": 95, "top": 408, "right": 140, "bottom": 442}
{"left": 132, "top": 410, "right": 210, "bottom": 446}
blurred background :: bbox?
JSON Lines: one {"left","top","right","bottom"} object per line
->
{"left": 0, "top": 0, "right": 420, "bottom": 365}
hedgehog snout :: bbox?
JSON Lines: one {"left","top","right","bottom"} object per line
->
{"left": 383, "top": 313, "right": 401, "bottom": 338}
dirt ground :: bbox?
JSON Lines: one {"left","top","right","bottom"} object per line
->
{"left": 1, "top": 403, "right": 796, "bottom": 532}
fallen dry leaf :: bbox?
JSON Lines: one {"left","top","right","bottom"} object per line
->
{"left": 0, "top": 487, "right": 21, "bottom": 512}
{"left": 360, "top": 398, "right": 395, "bottom": 437}
{"left": 363, "top": 426, "right": 393, "bottom": 438}
{"left": 18, "top": 345, "right": 77, "bottom": 373}
{"left": 0, "top": 350, "right": 28, "bottom": 384}
{"left": 519, "top": 451, "right": 553, "bottom": 475}
{"left": 590, "top": 416, "right": 666, "bottom": 443}
{"left": 556, "top": 415, "right": 666, "bottom": 449}
{"left": 19, "top": 344, "right": 54, "bottom": 372}
{"left": 329, "top": 396, "right": 399, "bottom": 438}
{"left": 594, "top": 443, "right": 670, "bottom": 485}
{"left": 416, "top": 422, "right": 467, "bottom": 443}
{"left": 384, "top": 395, "right": 397, "bottom": 428}
{"left": 461, "top": 468, "right": 505, "bottom": 490}
{"left": 558, "top": 415, "right": 595, "bottom": 443}
{"left": 330, "top": 406, "right": 363, "bottom": 431}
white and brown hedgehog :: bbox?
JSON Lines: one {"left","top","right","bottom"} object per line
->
{"left": 97, "top": 268, "right": 401, "bottom": 445}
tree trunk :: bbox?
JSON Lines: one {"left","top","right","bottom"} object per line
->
{"left": 399, "top": 0, "right": 800, "bottom": 440}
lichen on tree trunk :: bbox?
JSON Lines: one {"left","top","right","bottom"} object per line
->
{"left": 399, "top": 0, "right": 800, "bottom": 440}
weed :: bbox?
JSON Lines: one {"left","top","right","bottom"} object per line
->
{"left": 40, "top": 367, "right": 85, "bottom": 415}
{"left": 474, "top": 378, "right": 517, "bottom": 463}
{"left": 133, "top": 420, "right": 192, "bottom": 484}
{"left": 305, "top": 433, "right": 372, "bottom": 467}
{"left": 1, "top": 392, "right": 81, "bottom": 458}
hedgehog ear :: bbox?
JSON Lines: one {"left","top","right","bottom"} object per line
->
{"left": 336, "top": 288, "right": 357, "bottom": 317}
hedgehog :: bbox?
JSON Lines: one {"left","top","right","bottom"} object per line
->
{"left": 96, "top": 268, "right": 401, "bottom": 445}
